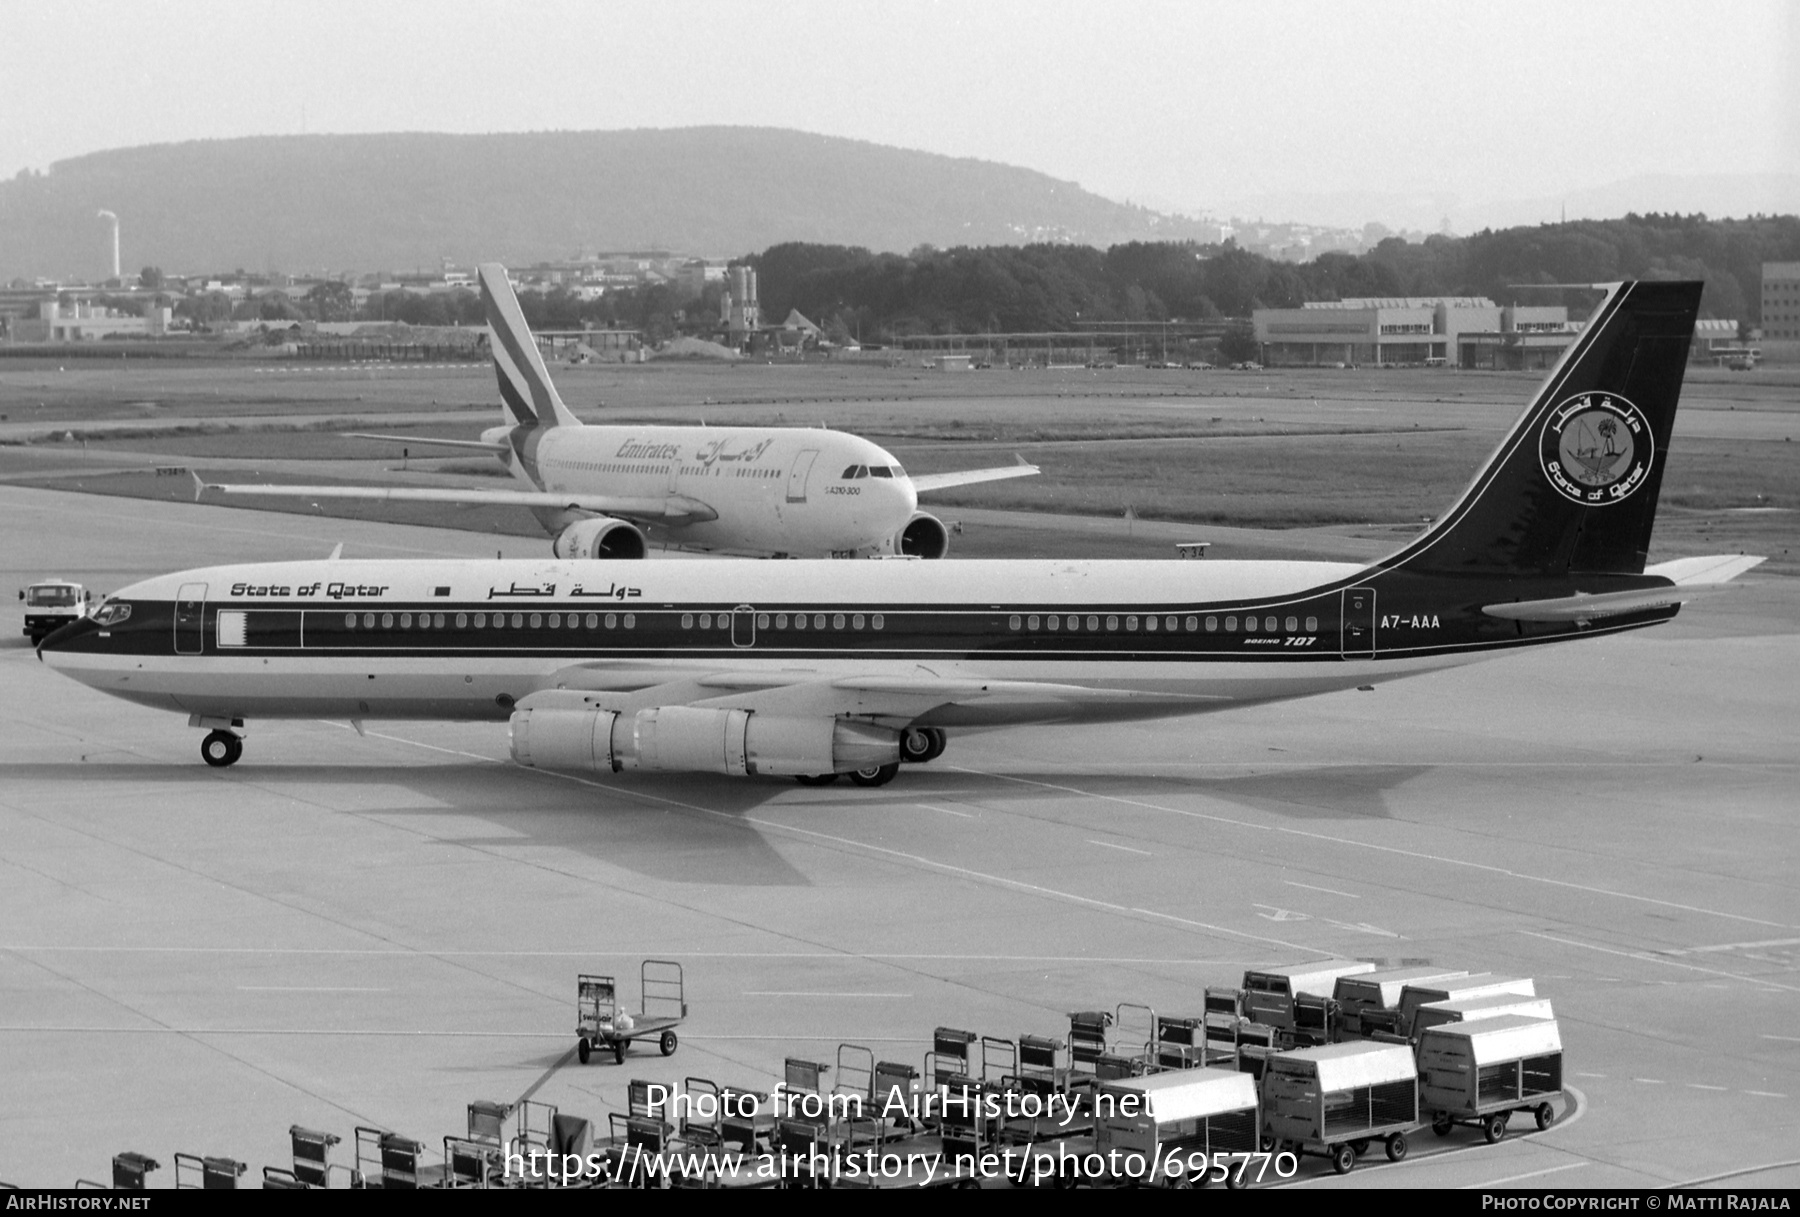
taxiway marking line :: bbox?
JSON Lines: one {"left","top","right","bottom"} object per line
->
{"left": 1459, "top": 1161, "right": 1588, "bottom": 1189}
{"left": 1520, "top": 930, "right": 1800, "bottom": 994}
{"left": 236, "top": 986, "right": 389, "bottom": 992}
{"left": 1761, "top": 1035, "right": 1800, "bottom": 1043}
{"left": 0, "top": 1026, "right": 925, "bottom": 1042}
{"left": 1744, "top": 1091, "right": 1788, "bottom": 1099}
{"left": 1087, "top": 840, "right": 1154, "bottom": 856}
{"left": 1687, "top": 1084, "right": 1729, "bottom": 1091}
{"left": 1662, "top": 937, "right": 1800, "bottom": 956}
{"left": 0, "top": 947, "right": 1272, "bottom": 964}
{"left": 953, "top": 767, "right": 1795, "bottom": 929}
{"left": 1284, "top": 880, "right": 1361, "bottom": 898}
{"left": 915, "top": 803, "right": 975, "bottom": 819}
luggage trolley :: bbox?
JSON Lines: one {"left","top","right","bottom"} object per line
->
{"left": 1334, "top": 967, "right": 1470, "bottom": 1038}
{"left": 1261, "top": 1041, "right": 1420, "bottom": 1175}
{"left": 1095, "top": 1068, "right": 1263, "bottom": 1189}
{"left": 1417, "top": 1015, "right": 1563, "bottom": 1142}
{"left": 575, "top": 960, "right": 687, "bottom": 1065}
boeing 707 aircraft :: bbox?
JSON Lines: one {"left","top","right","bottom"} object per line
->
{"left": 199, "top": 263, "right": 1037, "bottom": 560}
{"left": 45, "top": 282, "right": 1759, "bottom": 785}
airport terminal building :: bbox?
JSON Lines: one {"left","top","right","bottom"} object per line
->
{"left": 1253, "top": 297, "right": 1575, "bottom": 369}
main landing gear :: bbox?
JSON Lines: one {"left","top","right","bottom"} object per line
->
{"left": 793, "top": 729, "right": 947, "bottom": 788}
{"left": 200, "top": 729, "right": 243, "bottom": 768}
{"left": 900, "top": 727, "right": 947, "bottom": 764}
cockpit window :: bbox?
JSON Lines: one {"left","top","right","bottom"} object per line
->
{"left": 91, "top": 602, "right": 132, "bottom": 627}
{"left": 842, "top": 466, "right": 858, "bottom": 478}
{"left": 26, "top": 586, "right": 77, "bottom": 607}
{"left": 869, "top": 466, "right": 893, "bottom": 478}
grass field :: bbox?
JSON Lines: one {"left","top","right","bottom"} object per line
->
{"left": 3, "top": 356, "right": 1794, "bottom": 573}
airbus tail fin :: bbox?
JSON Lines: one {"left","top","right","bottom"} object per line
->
{"left": 478, "top": 263, "right": 581, "bottom": 430}
{"left": 1389, "top": 280, "right": 1702, "bottom": 578}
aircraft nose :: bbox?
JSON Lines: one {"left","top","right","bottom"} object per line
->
{"left": 36, "top": 614, "right": 99, "bottom": 663}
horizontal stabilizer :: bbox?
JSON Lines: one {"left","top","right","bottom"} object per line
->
{"left": 1482, "top": 560, "right": 1763, "bottom": 624}
{"left": 342, "top": 431, "right": 511, "bottom": 453}
{"left": 911, "top": 457, "right": 1040, "bottom": 494}
{"left": 195, "top": 478, "right": 717, "bottom": 524}
{"left": 1642, "top": 554, "right": 1766, "bottom": 585}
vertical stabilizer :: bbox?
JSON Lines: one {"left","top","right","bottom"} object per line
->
{"left": 1387, "top": 280, "right": 1701, "bottom": 578}
{"left": 478, "top": 263, "right": 582, "bottom": 430}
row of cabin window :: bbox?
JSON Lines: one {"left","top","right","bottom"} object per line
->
{"left": 344, "top": 611, "right": 637, "bottom": 631}
{"left": 683, "top": 612, "right": 887, "bottom": 631}
{"left": 1006, "top": 613, "right": 1321, "bottom": 634}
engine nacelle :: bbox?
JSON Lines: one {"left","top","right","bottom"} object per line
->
{"left": 895, "top": 510, "right": 950, "bottom": 559}
{"left": 552, "top": 516, "right": 648, "bottom": 560}
{"left": 510, "top": 703, "right": 900, "bottom": 777}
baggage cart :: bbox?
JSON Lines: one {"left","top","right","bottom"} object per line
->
{"left": 1411, "top": 993, "right": 1553, "bottom": 1037}
{"left": 1094, "top": 1067, "right": 1262, "bottom": 1188}
{"left": 1242, "top": 960, "right": 1374, "bottom": 1034}
{"left": 576, "top": 960, "right": 686, "bottom": 1065}
{"left": 1261, "top": 1041, "right": 1419, "bottom": 1174}
{"left": 1394, "top": 974, "right": 1534, "bottom": 1038}
{"left": 1334, "top": 967, "right": 1470, "bottom": 1036}
{"left": 1418, "top": 1015, "right": 1563, "bottom": 1142}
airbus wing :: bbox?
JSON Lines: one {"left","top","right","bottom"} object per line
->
{"left": 341, "top": 431, "right": 512, "bottom": 453}
{"left": 193, "top": 474, "right": 717, "bottom": 525}
{"left": 910, "top": 454, "right": 1039, "bottom": 493}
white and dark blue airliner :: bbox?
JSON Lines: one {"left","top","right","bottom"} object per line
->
{"left": 44, "top": 281, "right": 1759, "bottom": 785}
{"left": 199, "top": 263, "right": 1036, "bottom": 560}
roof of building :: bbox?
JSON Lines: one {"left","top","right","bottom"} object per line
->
{"left": 1302, "top": 297, "right": 1496, "bottom": 310}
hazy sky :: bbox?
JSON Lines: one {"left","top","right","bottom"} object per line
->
{"left": 5, "top": 0, "right": 1795, "bottom": 222}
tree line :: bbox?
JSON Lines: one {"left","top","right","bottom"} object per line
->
{"left": 747, "top": 214, "right": 1800, "bottom": 340}
{"left": 115, "top": 213, "right": 1798, "bottom": 340}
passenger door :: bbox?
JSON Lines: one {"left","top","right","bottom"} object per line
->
{"left": 731, "top": 605, "right": 756, "bottom": 648}
{"left": 786, "top": 449, "right": 819, "bottom": 504}
{"left": 175, "top": 582, "right": 208, "bottom": 655}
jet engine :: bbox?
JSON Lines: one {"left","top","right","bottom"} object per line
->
{"left": 510, "top": 703, "right": 901, "bottom": 777}
{"left": 894, "top": 511, "right": 950, "bottom": 559}
{"left": 552, "top": 516, "right": 649, "bottom": 560}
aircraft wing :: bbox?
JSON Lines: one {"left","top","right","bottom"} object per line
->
{"left": 1481, "top": 555, "right": 1764, "bottom": 625}
{"left": 535, "top": 665, "right": 1224, "bottom": 724}
{"left": 909, "top": 455, "right": 1039, "bottom": 493}
{"left": 342, "top": 431, "right": 512, "bottom": 453}
{"left": 194, "top": 474, "right": 718, "bottom": 525}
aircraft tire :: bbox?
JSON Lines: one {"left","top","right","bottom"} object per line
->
{"left": 849, "top": 763, "right": 900, "bottom": 788}
{"left": 201, "top": 730, "right": 242, "bottom": 768}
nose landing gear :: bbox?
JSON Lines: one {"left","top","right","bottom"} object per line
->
{"left": 200, "top": 730, "right": 243, "bottom": 768}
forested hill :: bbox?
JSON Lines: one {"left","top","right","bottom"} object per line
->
{"left": 750, "top": 215, "right": 1800, "bottom": 337}
{"left": 0, "top": 128, "right": 1210, "bottom": 280}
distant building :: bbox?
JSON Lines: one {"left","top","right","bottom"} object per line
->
{"left": 10, "top": 299, "right": 170, "bottom": 342}
{"left": 1253, "top": 297, "right": 1574, "bottom": 369}
{"left": 721, "top": 266, "right": 760, "bottom": 343}
{"left": 1761, "top": 262, "right": 1800, "bottom": 365}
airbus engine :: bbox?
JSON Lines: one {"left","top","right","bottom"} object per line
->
{"left": 510, "top": 704, "right": 901, "bottom": 777}
{"left": 894, "top": 511, "right": 950, "bottom": 559}
{"left": 552, "top": 516, "right": 648, "bottom": 560}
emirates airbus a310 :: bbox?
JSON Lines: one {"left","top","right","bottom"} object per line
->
{"left": 199, "top": 263, "right": 1037, "bottom": 560}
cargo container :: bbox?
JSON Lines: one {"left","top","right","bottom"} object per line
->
{"left": 1417, "top": 1015, "right": 1562, "bottom": 1142}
